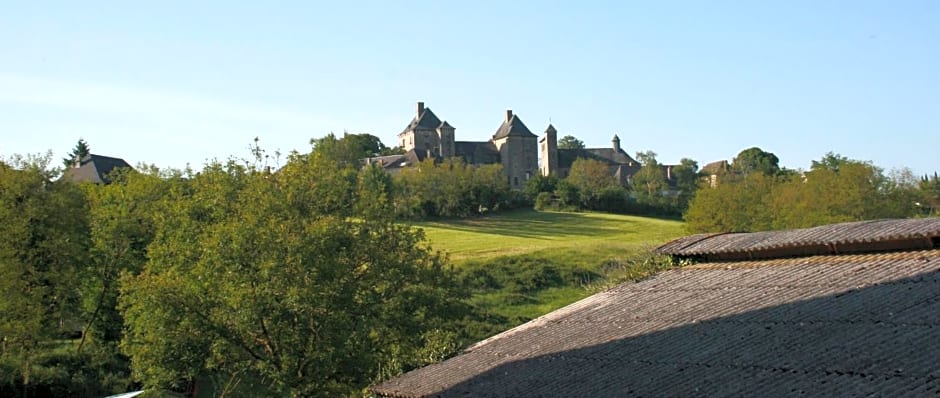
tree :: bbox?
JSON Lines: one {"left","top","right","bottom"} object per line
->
{"left": 565, "top": 158, "right": 622, "bottom": 210}
{"left": 732, "top": 147, "right": 780, "bottom": 176}
{"left": 810, "top": 151, "right": 850, "bottom": 172}
{"left": 118, "top": 157, "right": 469, "bottom": 396}
{"left": 684, "top": 172, "right": 778, "bottom": 233}
{"left": 523, "top": 174, "right": 559, "bottom": 203}
{"left": 0, "top": 154, "right": 90, "bottom": 394}
{"left": 631, "top": 151, "right": 668, "bottom": 208}
{"left": 671, "top": 158, "right": 699, "bottom": 212}
{"left": 63, "top": 138, "right": 91, "bottom": 168}
{"left": 557, "top": 135, "right": 585, "bottom": 150}
{"left": 919, "top": 173, "right": 940, "bottom": 216}
{"left": 311, "top": 132, "right": 391, "bottom": 166}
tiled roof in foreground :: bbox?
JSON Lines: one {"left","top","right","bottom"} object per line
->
{"left": 371, "top": 249, "right": 940, "bottom": 397}
{"left": 657, "top": 218, "right": 940, "bottom": 261}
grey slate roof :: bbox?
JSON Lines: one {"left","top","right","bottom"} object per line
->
{"left": 557, "top": 147, "right": 640, "bottom": 170}
{"left": 657, "top": 218, "right": 940, "bottom": 261}
{"left": 371, "top": 248, "right": 940, "bottom": 397}
{"left": 492, "top": 114, "right": 536, "bottom": 140}
{"left": 62, "top": 154, "right": 133, "bottom": 184}
{"left": 363, "top": 150, "right": 432, "bottom": 170}
{"left": 401, "top": 107, "right": 444, "bottom": 135}
{"left": 454, "top": 141, "right": 500, "bottom": 165}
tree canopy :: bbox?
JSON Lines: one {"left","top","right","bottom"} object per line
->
{"left": 686, "top": 152, "right": 926, "bottom": 233}
{"left": 63, "top": 138, "right": 91, "bottom": 168}
{"left": 732, "top": 147, "right": 780, "bottom": 176}
{"left": 557, "top": 135, "right": 585, "bottom": 150}
{"left": 118, "top": 154, "right": 469, "bottom": 396}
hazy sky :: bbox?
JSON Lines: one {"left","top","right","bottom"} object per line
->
{"left": 2, "top": 1, "right": 938, "bottom": 174}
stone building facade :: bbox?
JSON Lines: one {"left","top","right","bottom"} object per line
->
{"left": 395, "top": 102, "right": 538, "bottom": 190}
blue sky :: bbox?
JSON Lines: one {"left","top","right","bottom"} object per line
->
{"left": 2, "top": 1, "right": 938, "bottom": 175}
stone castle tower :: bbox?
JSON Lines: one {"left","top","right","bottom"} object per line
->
{"left": 539, "top": 124, "right": 559, "bottom": 176}
{"left": 398, "top": 102, "right": 456, "bottom": 158}
{"left": 491, "top": 109, "right": 538, "bottom": 190}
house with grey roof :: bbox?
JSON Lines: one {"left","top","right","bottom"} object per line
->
{"left": 61, "top": 154, "right": 133, "bottom": 184}
{"left": 370, "top": 218, "right": 940, "bottom": 397}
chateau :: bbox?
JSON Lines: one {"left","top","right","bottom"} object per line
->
{"left": 370, "top": 102, "right": 670, "bottom": 189}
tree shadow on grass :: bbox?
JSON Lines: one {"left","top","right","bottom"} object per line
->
{"left": 417, "top": 211, "right": 659, "bottom": 240}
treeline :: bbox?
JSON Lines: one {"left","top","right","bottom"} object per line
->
{"left": 524, "top": 154, "right": 698, "bottom": 217}
{"left": 685, "top": 151, "right": 940, "bottom": 233}
{"left": 0, "top": 146, "right": 485, "bottom": 397}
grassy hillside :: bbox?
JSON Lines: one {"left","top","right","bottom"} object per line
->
{"left": 415, "top": 210, "right": 684, "bottom": 266}
{"left": 409, "top": 210, "right": 686, "bottom": 338}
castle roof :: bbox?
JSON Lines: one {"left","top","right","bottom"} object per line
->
{"left": 400, "top": 107, "right": 444, "bottom": 135}
{"left": 492, "top": 110, "right": 536, "bottom": 140}
{"left": 62, "top": 154, "right": 133, "bottom": 184}
{"left": 455, "top": 141, "right": 500, "bottom": 165}
{"left": 557, "top": 148, "right": 640, "bottom": 170}
{"left": 371, "top": 218, "right": 940, "bottom": 397}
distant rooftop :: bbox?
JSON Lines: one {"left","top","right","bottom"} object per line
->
{"left": 61, "top": 154, "right": 133, "bottom": 184}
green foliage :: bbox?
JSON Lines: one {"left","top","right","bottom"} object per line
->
{"left": 118, "top": 157, "right": 469, "bottom": 397}
{"left": 0, "top": 158, "right": 92, "bottom": 395}
{"left": 63, "top": 138, "right": 91, "bottom": 168}
{"left": 565, "top": 158, "right": 627, "bottom": 211}
{"left": 685, "top": 172, "right": 778, "bottom": 233}
{"left": 311, "top": 132, "right": 392, "bottom": 166}
{"left": 686, "top": 153, "right": 925, "bottom": 233}
{"left": 919, "top": 173, "right": 940, "bottom": 216}
{"left": 632, "top": 151, "right": 668, "bottom": 208}
{"left": 394, "top": 158, "right": 513, "bottom": 219}
{"left": 670, "top": 158, "right": 699, "bottom": 212}
{"left": 523, "top": 174, "right": 558, "bottom": 202}
{"left": 732, "top": 146, "right": 780, "bottom": 176}
{"left": 557, "top": 135, "right": 585, "bottom": 150}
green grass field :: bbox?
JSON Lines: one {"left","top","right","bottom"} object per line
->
{"left": 408, "top": 210, "right": 686, "bottom": 332}
{"left": 414, "top": 209, "right": 685, "bottom": 266}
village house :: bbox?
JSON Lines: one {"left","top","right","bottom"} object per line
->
{"left": 371, "top": 218, "right": 940, "bottom": 397}
{"left": 62, "top": 154, "right": 133, "bottom": 184}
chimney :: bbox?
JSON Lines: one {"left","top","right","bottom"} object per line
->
{"left": 612, "top": 134, "right": 621, "bottom": 151}
{"left": 505, "top": 109, "right": 513, "bottom": 122}
{"left": 417, "top": 101, "right": 425, "bottom": 116}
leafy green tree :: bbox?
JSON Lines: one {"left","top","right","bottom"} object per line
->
{"left": 557, "top": 135, "right": 585, "bottom": 150}
{"left": 523, "top": 174, "right": 559, "bottom": 202}
{"left": 684, "top": 172, "right": 778, "bottom": 233}
{"left": 565, "top": 158, "right": 622, "bottom": 210}
{"left": 732, "top": 147, "right": 780, "bottom": 176}
{"left": 63, "top": 138, "right": 91, "bottom": 168}
{"left": 919, "top": 173, "right": 940, "bottom": 215}
{"left": 671, "top": 158, "right": 699, "bottom": 212}
{"left": 631, "top": 151, "right": 668, "bottom": 208}
{"left": 118, "top": 157, "right": 468, "bottom": 396}
{"left": 394, "top": 158, "right": 512, "bottom": 218}
{"left": 0, "top": 154, "right": 90, "bottom": 393}
{"left": 311, "top": 132, "right": 392, "bottom": 166}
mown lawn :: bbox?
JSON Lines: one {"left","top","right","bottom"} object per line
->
{"left": 413, "top": 209, "right": 685, "bottom": 266}
{"left": 407, "top": 209, "right": 686, "bottom": 332}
